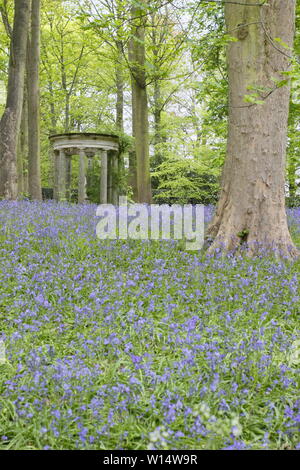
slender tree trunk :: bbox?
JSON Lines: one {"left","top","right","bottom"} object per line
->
{"left": 60, "top": 46, "right": 70, "bottom": 132}
{"left": 17, "top": 89, "right": 28, "bottom": 195}
{"left": 27, "top": 0, "right": 42, "bottom": 200}
{"left": 48, "top": 80, "right": 58, "bottom": 192}
{"left": 207, "top": 0, "right": 298, "bottom": 259}
{"left": 65, "top": 93, "right": 70, "bottom": 132}
{"left": 115, "top": 40, "right": 125, "bottom": 200}
{"left": 128, "top": 36, "right": 138, "bottom": 201}
{"left": 153, "top": 79, "right": 162, "bottom": 161}
{"left": 115, "top": 0, "right": 124, "bottom": 132}
{"left": 129, "top": 1, "right": 152, "bottom": 203}
{"left": 151, "top": 78, "right": 163, "bottom": 192}
{"left": 62, "top": 60, "right": 71, "bottom": 197}
{"left": 116, "top": 40, "right": 124, "bottom": 132}
{"left": 0, "top": 0, "right": 31, "bottom": 199}
{"left": 64, "top": 96, "right": 72, "bottom": 201}
{"left": 0, "top": 1, "right": 12, "bottom": 38}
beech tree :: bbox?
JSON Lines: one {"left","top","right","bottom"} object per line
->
{"left": 0, "top": 0, "right": 31, "bottom": 199}
{"left": 27, "top": 0, "right": 42, "bottom": 200}
{"left": 129, "top": 0, "right": 152, "bottom": 203}
{"left": 207, "top": 0, "right": 299, "bottom": 258}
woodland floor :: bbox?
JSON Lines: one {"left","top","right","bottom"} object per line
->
{"left": 0, "top": 201, "right": 299, "bottom": 450}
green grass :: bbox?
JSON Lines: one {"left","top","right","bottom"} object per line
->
{"left": 0, "top": 201, "right": 299, "bottom": 450}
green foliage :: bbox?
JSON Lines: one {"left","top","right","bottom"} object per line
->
{"left": 0, "top": 0, "right": 299, "bottom": 202}
{"left": 86, "top": 156, "right": 101, "bottom": 203}
{"left": 118, "top": 133, "right": 134, "bottom": 155}
{"left": 286, "top": 1, "right": 300, "bottom": 196}
{"left": 86, "top": 133, "right": 132, "bottom": 204}
{"left": 152, "top": 155, "right": 219, "bottom": 205}
{"left": 286, "top": 195, "right": 300, "bottom": 208}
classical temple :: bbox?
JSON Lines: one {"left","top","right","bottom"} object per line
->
{"left": 49, "top": 133, "right": 120, "bottom": 204}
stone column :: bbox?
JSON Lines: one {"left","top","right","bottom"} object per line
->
{"left": 57, "top": 148, "right": 67, "bottom": 201}
{"left": 78, "top": 148, "right": 87, "bottom": 204}
{"left": 112, "top": 151, "right": 119, "bottom": 205}
{"left": 53, "top": 150, "right": 59, "bottom": 201}
{"left": 100, "top": 150, "right": 108, "bottom": 204}
{"left": 107, "top": 152, "right": 113, "bottom": 204}
{"left": 66, "top": 156, "right": 72, "bottom": 202}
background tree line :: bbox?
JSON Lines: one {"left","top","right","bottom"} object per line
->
{"left": 0, "top": 0, "right": 246, "bottom": 205}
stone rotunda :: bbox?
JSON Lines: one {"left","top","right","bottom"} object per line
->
{"left": 49, "top": 133, "right": 120, "bottom": 204}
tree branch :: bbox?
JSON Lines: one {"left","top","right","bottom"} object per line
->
{"left": 0, "top": 0, "right": 12, "bottom": 38}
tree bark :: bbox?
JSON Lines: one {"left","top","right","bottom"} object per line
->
{"left": 151, "top": 78, "right": 163, "bottom": 192}
{"left": 116, "top": 40, "right": 124, "bottom": 132}
{"left": 128, "top": 42, "right": 138, "bottom": 202}
{"left": 207, "top": 0, "right": 298, "bottom": 259}
{"left": 0, "top": 1, "right": 12, "bottom": 38}
{"left": 287, "top": 101, "right": 299, "bottom": 200}
{"left": 17, "top": 89, "right": 28, "bottom": 195}
{"left": 115, "top": 39, "right": 125, "bottom": 201}
{"left": 48, "top": 80, "right": 57, "bottom": 191}
{"left": 27, "top": 0, "right": 42, "bottom": 200}
{"left": 115, "top": 0, "right": 124, "bottom": 132}
{"left": 129, "top": 0, "right": 152, "bottom": 203}
{"left": 0, "top": 0, "right": 31, "bottom": 200}
{"left": 153, "top": 78, "right": 163, "bottom": 162}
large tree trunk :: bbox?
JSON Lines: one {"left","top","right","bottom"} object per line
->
{"left": 129, "top": 1, "right": 152, "bottom": 203}
{"left": 27, "top": 0, "right": 42, "bottom": 200}
{"left": 0, "top": 0, "right": 31, "bottom": 200}
{"left": 207, "top": 0, "right": 298, "bottom": 259}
